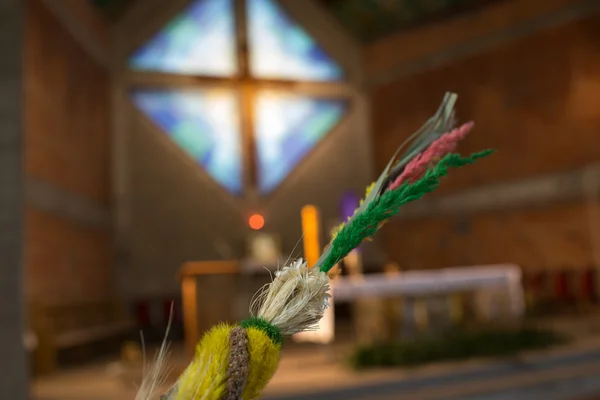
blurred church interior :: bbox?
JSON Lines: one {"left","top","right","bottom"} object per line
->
{"left": 1, "top": 0, "right": 599, "bottom": 398}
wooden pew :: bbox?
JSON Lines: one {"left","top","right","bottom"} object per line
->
{"left": 29, "top": 300, "right": 136, "bottom": 375}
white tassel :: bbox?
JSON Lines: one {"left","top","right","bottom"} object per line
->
{"left": 136, "top": 304, "right": 174, "bottom": 400}
{"left": 250, "top": 259, "right": 331, "bottom": 336}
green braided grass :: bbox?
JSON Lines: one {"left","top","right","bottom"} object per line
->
{"left": 240, "top": 317, "right": 284, "bottom": 346}
{"left": 319, "top": 149, "right": 494, "bottom": 273}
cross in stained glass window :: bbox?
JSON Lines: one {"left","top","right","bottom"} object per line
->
{"left": 129, "top": 0, "right": 350, "bottom": 196}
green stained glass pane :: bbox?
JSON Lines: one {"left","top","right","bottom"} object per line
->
{"left": 129, "top": 0, "right": 237, "bottom": 76}
{"left": 131, "top": 89, "right": 243, "bottom": 194}
{"left": 254, "top": 91, "right": 347, "bottom": 193}
{"left": 248, "top": 0, "right": 343, "bottom": 81}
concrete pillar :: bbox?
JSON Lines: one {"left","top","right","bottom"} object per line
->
{"left": 0, "top": 0, "right": 28, "bottom": 398}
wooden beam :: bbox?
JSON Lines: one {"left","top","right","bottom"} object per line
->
{"left": 110, "top": 71, "right": 131, "bottom": 275}
{"left": 125, "top": 70, "right": 354, "bottom": 97}
{"left": 40, "top": 0, "right": 110, "bottom": 66}
{"left": 179, "top": 261, "right": 240, "bottom": 278}
{"left": 0, "top": 0, "right": 28, "bottom": 395}
{"left": 181, "top": 276, "right": 198, "bottom": 353}
{"left": 365, "top": 0, "right": 600, "bottom": 88}
{"left": 395, "top": 164, "right": 600, "bottom": 220}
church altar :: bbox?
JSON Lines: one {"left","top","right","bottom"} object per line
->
{"left": 180, "top": 260, "right": 524, "bottom": 349}
{"left": 334, "top": 264, "right": 520, "bottom": 295}
{"left": 332, "top": 263, "right": 525, "bottom": 318}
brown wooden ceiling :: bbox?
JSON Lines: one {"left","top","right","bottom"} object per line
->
{"left": 318, "top": 0, "right": 503, "bottom": 42}
{"left": 90, "top": 0, "right": 501, "bottom": 42}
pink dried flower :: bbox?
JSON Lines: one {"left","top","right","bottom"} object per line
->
{"left": 388, "top": 121, "right": 474, "bottom": 191}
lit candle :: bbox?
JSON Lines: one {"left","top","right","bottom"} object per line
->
{"left": 301, "top": 205, "right": 321, "bottom": 269}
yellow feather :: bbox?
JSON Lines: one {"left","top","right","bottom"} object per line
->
{"left": 175, "top": 324, "right": 232, "bottom": 400}
{"left": 243, "top": 327, "right": 281, "bottom": 400}
{"left": 172, "top": 324, "right": 281, "bottom": 400}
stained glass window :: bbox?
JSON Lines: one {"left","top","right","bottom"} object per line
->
{"left": 247, "top": 0, "right": 343, "bottom": 81}
{"left": 131, "top": 89, "right": 243, "bottom": 194}
{"left": 130, "top": 0, "right": 349, "bottom": 196}
{"left": 129, "top": 0, "right": 237, "bottom": 76}
{"left": 254, "top": 92, "right": 347, "bottom": 193}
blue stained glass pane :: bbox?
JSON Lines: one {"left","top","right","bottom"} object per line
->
{"left": 131, "top": 89, "right": 243, "bottom": 194}
{"left": 254, "top": 92, "right": 347, "bottom": 193}
{"left": 129, "top": 0, "right": 237, "bottom": 76}
{"left": 248, "top": 0, "right": 343, "bottom": 81}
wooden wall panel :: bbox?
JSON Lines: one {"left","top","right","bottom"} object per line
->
{"left": 371, "top": 14, "right": 600, "bottom": 270}
{"left": 371, "top": 15, "right": 600, "bottom": 195}
{"left": 25, "top": 0, "right": 113, "bottom": 305}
